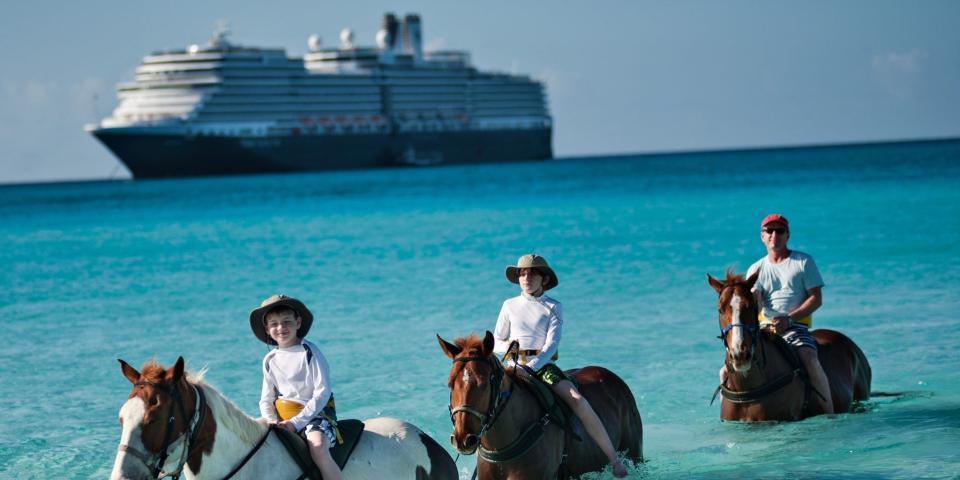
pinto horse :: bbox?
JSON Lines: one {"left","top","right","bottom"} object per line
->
{"left": 110, "top": 357, "right": 458, "bottom": 480}
{"left": 437, "top": 331, "right": 642, "bottom": 480}
{"left": 707, "top": 270, "right": 872, "bottom": 421}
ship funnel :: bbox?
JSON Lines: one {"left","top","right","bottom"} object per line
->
{"left": 403, "top": 14, "right": 423, "bottom": 62}
{"left": 385, "top": 13, "right": 399, "bottom": 50}
{"left": 376, "top": 13, "right": 399, "bottom": 62}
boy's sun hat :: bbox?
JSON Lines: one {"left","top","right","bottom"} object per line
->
{"left": 505, "top": 254, "right": 559, "bottom": 291}
{"left": 249, "top": 294, "right": 314, "bottom": 345}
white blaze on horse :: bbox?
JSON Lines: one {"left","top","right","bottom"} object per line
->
{"left": 110, "top": 357, "right": 458, "bottom": 480}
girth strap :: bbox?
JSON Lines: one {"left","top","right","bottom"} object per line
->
{"left": 478, "top": 413, "right": 553, "bottom": 464}
{"left": 711, "top": 368, "right": 800, "bottom": 405}
{"left": 221, "top": 427, "right": 274, "bottom": 480}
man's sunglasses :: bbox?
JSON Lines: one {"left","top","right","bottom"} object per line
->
{"left": 762, "top": 227, "right": 787, "bottom": 234}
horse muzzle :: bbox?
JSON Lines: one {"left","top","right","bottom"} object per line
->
{"left": 451, "top": 433, "right": 480, "bottom": 454}
{"left": 730, "top": 353, "right": 753, "bottom": 373}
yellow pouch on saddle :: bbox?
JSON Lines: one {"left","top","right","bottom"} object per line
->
{"left": 275, "top": 398, "right": 305, "bottom": 421}
{"left": 758, "top": 312, "right": 812, "bottom": 327}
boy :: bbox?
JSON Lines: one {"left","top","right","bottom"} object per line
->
{"left": 250, "top": 294, "right": 342, "bottom": 480}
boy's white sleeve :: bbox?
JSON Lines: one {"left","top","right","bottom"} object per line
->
{"left": 493, "top": 301, "right": 511, "bottom": 354}
{"left": 289, "top": 346, "right": 332, "bottom": 431}
{"left": 529, "top": 302, "right": 562, "bottom": 370}
{"left": 259, "top": 358, "right": 279, "bottom": 422}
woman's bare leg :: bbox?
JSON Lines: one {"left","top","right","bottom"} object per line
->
{"left": 552, "top": 379, "right": 627, "bottom": 478}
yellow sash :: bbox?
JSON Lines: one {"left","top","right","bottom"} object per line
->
{"left": 758, "top": 312, "right": 812, "bottom": 327}
{"left": 274, "top": 398, "right": 305, "bottom": 421}
{"left": 274, "top": 397, "right": 343, "bottom": 444}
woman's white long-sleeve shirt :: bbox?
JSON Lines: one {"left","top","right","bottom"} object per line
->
{"left": 493, "top": 293, "right": 562, "bottom": 370}
{"left": 258, "top": 339, "right": 333, "bottom": 431}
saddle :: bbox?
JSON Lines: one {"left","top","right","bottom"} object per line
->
{"left": 513, "top": 365, "right": 581, "bottom": 441}
{"left": 271, "top": 419, "right": 364, "bottom": 480}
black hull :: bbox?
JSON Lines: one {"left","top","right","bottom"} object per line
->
{"left": 92, "top": 129, "right": 552, "bottom": 179}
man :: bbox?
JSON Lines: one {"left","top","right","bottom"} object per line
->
{"left": 746, "top": 213, "right": 834, "bottom": 414}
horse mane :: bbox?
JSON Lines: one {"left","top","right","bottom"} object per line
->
{"left": 139, "top": 359, "right": 167, "bottom": 383}
{"left": 723, "top": 268, "right": 747, "bottom": 285}
{"left": 446, "top": 334, "right": 488, "bottom": 387}
{"left": 187, "top": 370, "right": 268, "bottom": 445}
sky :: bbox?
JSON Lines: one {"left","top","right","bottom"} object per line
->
{"left": 1, "top": 1, "right": 958, "bottom": 184}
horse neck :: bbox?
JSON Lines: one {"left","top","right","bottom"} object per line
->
{"left": 727, "top": 333, "right": 792, "bottom": 391}
{"left": 481, "top": 371, "right": 541, "bottom": 450}
{"left": 185, "top": 382, "right": 297, "bottom": 480}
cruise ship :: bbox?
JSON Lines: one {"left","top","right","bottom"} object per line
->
{"left": 87, "top": 14, "right": 553, "bottom": 179}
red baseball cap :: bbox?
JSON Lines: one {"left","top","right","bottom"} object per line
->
{"left": 761, "top": 213, "right": 789, "bottom": 228}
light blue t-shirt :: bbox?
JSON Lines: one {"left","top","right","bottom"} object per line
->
{"left": 747, "top": 250, "right": 824, "bottom": 326}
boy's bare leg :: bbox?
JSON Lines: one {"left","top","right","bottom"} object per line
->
{"left": 552, "top": 380, "right": 628, "bottom": 478}
{"left": 306, "top": 431, "right": 342, "bottom": 480}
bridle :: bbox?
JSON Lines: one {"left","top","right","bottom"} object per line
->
{"left": 118, "top": 381, "right": 206, "bottom": 479}
{"left": 712, "top": 283, "right": 810, "bottom": 406}
{"left": 448, "top": 353, "right": 511, "bottom": 443}
{"left": 449, "top": 352, "right": 563, "bottom": 466}
{"left": 716, "top": 284, "right": 762, "bottom": 362}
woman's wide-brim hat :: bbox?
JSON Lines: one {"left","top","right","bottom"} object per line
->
{"left": 505, "top": 254, "right": 559, "bottom": 291}
{"left": 249, "top": 294, "right": 314, "bottom": 345}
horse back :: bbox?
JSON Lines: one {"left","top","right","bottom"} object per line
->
{"left": 813, "top": 329, "right": 872, "bottom": 411}
{"left": 564, "top": 366, "right": 644, "bottom": 470}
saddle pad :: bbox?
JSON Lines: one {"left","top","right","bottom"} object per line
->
{"left": 273, "top": 419, "right": 365, "bottom": 479}
{"left": 515, "top": 365, "right": 575, "bottom": 429}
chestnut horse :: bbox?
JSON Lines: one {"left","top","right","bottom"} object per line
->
{"left": 437, "top": 331, "right": 642, "bottom": 479}
{"left": 707, "top": 271, "right": 872, "bottom": 421}
{"left": 110, "top": 357, "right": 458, "bottom": 480}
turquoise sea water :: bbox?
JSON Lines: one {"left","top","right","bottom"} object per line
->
{"left": 2, "top": 140, "right": 959, "bottom": 479}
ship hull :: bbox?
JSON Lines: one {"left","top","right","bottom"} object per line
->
{"left": 91, "top": 128, "right": 552, "bottom": 179}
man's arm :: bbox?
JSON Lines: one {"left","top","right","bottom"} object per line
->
{"left": 789, "top": 286, "right": 822, "bottom": 323}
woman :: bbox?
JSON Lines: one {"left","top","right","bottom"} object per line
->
{"left": 494, "top": 254, "right": 628, "bottom": 478}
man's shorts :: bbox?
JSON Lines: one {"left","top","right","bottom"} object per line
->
{"left": 782, "top": 324, "right": 818, "bottom": 351}
{"left": 302, "top": 416, "right": 337, "bottom": 446}
{"left": 536, "top": 363, "right": 568, "bottom": 386}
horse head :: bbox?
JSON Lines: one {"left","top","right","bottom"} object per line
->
{"left": 437, "top": 331, "right": 507, "bottom": 455}
{"left": 111, "top": 356, "right": 203, "bottom": 480}
{"left": 708, "top": 270, "right": 761, "bottom": 374}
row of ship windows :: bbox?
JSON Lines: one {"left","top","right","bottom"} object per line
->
{"left": 188, "top": 120, "right": 551, "bottom": 138}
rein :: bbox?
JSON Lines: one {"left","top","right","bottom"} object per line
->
{"left": 448, "top": 355, "right": 510, "bottom": 439}
{"left": 119, "top": 381, "right": 206, "bottom": 479}
{"left": 449, "top": 354, "right": 556, "bottom": 465}
{"left": 119, "top": 380, "right": 290, "bottom": 480}
{"left": 712, "top": 283, "right": 818, "bottom": 407}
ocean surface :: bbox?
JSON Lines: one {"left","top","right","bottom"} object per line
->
{"left": 1, "top": 139, "right": 959, "bottom": 479}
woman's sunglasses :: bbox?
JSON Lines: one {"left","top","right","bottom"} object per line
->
{"left": 762, "top": 227, "right": 787, "bottom": 234}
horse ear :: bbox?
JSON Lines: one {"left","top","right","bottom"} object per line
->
{"left": 437, "top": 334, "right": 462, "bottom": 359}
{"left": 707, "top": 274, "right": 725, "bottom": 294}
{"left": 119, "top": 359, "right": 141, "bottom": 385}
{"left": 745, "top": 270, "right": 760, "bottom": 289}
{"left": 482, "top": 331, "right": 496, "bottom": 356}
{"left": 165, "top": 356, "right": 185, "bottom": 384}
{"left": 508, "top": 340, "right": 520, "bottom": 356}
